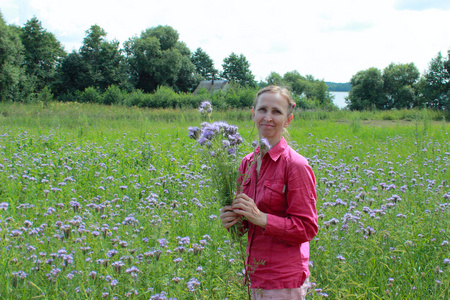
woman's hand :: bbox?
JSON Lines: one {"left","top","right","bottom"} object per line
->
{"left": 232, "top": 193, "right": 267, "bottom": 228}
{"left": 219, "top": 206, "right": 241, "bottom": 229}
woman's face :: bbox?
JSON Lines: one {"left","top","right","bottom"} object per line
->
{"left": 252, "top": 92, "right": 292, "bottom": 145}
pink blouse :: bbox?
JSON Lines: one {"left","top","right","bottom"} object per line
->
{"left": 239, "top": 137, "right": 318, "bottom": 289}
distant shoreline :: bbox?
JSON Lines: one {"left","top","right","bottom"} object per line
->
{"left": 326, "top": 81, "right": 351, "bottom": 92}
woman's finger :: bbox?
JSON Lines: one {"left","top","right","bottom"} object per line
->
{"left": 222, "top": 218, "right": 239, "bottom": 229}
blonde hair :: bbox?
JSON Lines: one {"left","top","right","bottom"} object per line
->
{"left": 253, "top": 86, "right": 296, "bottom": 117}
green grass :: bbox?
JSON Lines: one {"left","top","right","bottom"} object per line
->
{"left": 0, "top": 102, "right": 449, "bottom": 299}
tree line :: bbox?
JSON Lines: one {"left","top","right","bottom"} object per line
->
{"left": 0, "top": 13, "right": 335, "bottom": 109}
{"left": 347, "top": 54, "right": 450, "bottom": 111}
{"left": 1, "top": 12, "right": 448, "bottom": 111}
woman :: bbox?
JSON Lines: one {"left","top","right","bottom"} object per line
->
{"left": 220, "top": 86, "right": 318, "bottom": 300}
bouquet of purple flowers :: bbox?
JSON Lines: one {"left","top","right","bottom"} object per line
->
{"left": 188, "top": 101, "right": 244, "bottom": 207}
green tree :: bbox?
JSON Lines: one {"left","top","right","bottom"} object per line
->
{"left": 174, "top": 42, "right": 198, "bottom": 92}
{"left": 347, "top": 67, "right": 385, "bottom": 110}
{"left": 221, "top": 52, "right": 256, "bottom": 87}
{"left": 417, "top": 52, "right": 450, "bottom": 109}
{"left": 265, "top": 72, "right": 284, "bottom": 86}
{"left": 56, "top": 51, "right": 90, "bottom": 94}
{"left": 21, "top": 17, "right": 66, "bottom": 91}
{"left": 124, "top": 25, "right": 195, "bottom": 92}
{"left": 382, "top": 63, "right": 420, "bottom": 109}
{"left": 57, "top": 25, "right": 126, "bottom": 94}
{"left": 0, "top": 13, "right": 25, "bottom": 101}
{"left": 282, "top": 72, "right": 333, "bottom": 107}
{"left": 81, "top": 25, "right": 126, "bottom": 91}
{"left": 283, "top": 71, "right": 307, "bottom": 95}
{"left": 191, "top": 47, "right": 217, "bottom": 80}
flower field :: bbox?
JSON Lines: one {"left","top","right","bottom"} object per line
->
{"left": 0, "top": 102, "right": 449, "bottom": 299}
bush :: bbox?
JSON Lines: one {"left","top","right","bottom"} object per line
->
{"left": 151, "top": 86, "right": 178, "bottom": 108}
{"left": 37, "top": 86, "right": 54, "bottom": 106}
{"left": 81, "top": 87, "right": 101, "bottom": 103}
{"left": 177, "top": 92, "right": 203, "bottom": 109}
{"left": 102, "top": 85, "right": 124, "bottom": 105}
{"left": 123, "top": 90, "right": 145, "bottom": 107}
{"left": 59, "top": 91, "right": 82, "bottom": 103}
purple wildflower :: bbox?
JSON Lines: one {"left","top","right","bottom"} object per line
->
{"left": 186, "top": 277, "right": 201, "bottom": 292}
{"left": 188, "top": 126, "right": 200, "bottom": 139}
{"left": 0, "top": 202, "right": 8, "bottom": 210}
{"left": 199, "top": 100, "right": 212, "bottom": 115}
{"left": 158, "top": 238, "right": 168, "bottom": 248}
{"left": 259, "top": 138, "right": 271, "bottom": 151}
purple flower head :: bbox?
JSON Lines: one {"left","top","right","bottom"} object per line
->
{"left": 228, "top": 134, "right": 243, "bottom": 146}
{"left": 158, "top": 238, "right": 168, "bottom": 248}
{"left": 188, "top": 127, "right": 200, "bottom": 140}
{"left": 110, "top": 279, "right": 118, "bottom": 287}
{"left": 222, "top": 140, "right": 231, "bottom": 148}
{"left": 259, "top": 138, "right": 271, "bottom": 151}
{"left": 177, "top": 236, "right": 190, "bottom": 245}
{"left": 198, "top": 137, "right": 207, "bottom": 146}
{"left": 224, "top": 125, "right": 238, "bottom": 135}
{"left": 228, "top": 148, "right": 236, "bottom": 155}
{"left": 336, "top": 255, "right": 346, "bottom": 261}
{"left": 199, "top": 100, "right": 212, "bottom": 115}
{"left": 251, "top": 140, "right": 258, "bottom": 147}
{"left": 202, "top": 128, "right": 216, "bottom": 140}
{"left": 186, "top": 277, "right": 201, "bottom": 292}
{"left": 0, "top": 202, "right": 8, "bottom": 211}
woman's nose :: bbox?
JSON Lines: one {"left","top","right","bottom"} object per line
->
{"left": 264, "top": 113, "right": 272, "bottom": 121}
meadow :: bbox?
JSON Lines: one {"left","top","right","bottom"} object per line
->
{"left": 0, "top": 102, "right": 449, "bottom": 299}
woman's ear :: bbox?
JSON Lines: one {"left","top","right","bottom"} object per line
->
{"left": 252, "top": 108, "right": 255, "bottom": 120}
{"left": 284, "top": 114, "right": 293, "bottom": 127}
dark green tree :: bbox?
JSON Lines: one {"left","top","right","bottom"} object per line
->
{"left": 221, "top": 52, "right": 256, "bottom": 87}
{"left": 81, "top": 25, "right": 126, "bottom": 91}
{"left": 21, "top": 17, "right": 66, "bottom": 91}
{"left": 124, "top": 25, "right": 195, "bottom": 92}
{"left": 57, "top": 25, "right": 126, "bottom": 94}
{"left": 175, "top": 42, "right": 198, "bottom": 92}
{"left": 382, "top": 63, "right": 420, "bottom": 109}
{"left": 417, "top": 52, "right": 449, "bottom": 109}
{"left": 56, "top": 51, "right": 90, "bottom": 94}
{"left": 347, "top": 67, "right": 385, "bottom": 110}
{"left": 0, "top": 13, "right": 25, "bottom": 101}
{"left": 191, "top": 47, "right": 217, "bottom": 80}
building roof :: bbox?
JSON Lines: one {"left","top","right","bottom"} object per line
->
{"left": 193, "top": 80, "right": 229, "bottom": 94}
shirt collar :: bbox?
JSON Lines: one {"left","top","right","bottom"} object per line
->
{"left": 254, "top": 137, "right": 287, "bottom": 162}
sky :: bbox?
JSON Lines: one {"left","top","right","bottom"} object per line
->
{"left": 1, "top": 0, "right": 450, "bottom": 83}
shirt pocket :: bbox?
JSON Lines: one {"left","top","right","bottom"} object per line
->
{"left": 263, "top": 180, "right": 287, "bottom": 213}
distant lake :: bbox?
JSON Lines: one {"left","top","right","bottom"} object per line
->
{"left": 330, "top": 91, "right": 348, "bottom": 109}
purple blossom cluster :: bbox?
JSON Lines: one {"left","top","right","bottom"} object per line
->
{"left": 189, "top": 121, "right": 243, "bottom": 153}
{"left": 198, "top": 100, "right": 212, "bottom": 115}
